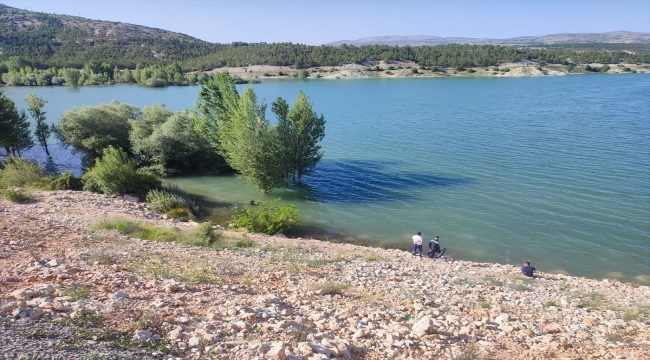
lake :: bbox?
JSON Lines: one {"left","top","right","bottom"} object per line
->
{"left": 2, "top": 74, "right": 649, "bottom": 284}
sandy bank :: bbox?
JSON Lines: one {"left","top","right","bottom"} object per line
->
{"left": 206, "top": 61, "right": 650, "bottom": 81}
{"left": 1, "top": 191, "right": 649, "bottom": 359}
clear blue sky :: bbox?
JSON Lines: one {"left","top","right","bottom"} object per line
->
{"left": 2, "top": 0, "right": 649, "bottom": 45}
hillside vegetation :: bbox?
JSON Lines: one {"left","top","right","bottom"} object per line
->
{"left": 1, "top": 4, "right": 650, "bottom": 83}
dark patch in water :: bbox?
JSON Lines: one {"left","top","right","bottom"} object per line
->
{"left": 300, "top": 159, "right": 473, "bottom": 203}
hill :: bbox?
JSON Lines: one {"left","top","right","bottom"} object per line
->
{"left": 326, "top": 31, "right": 650, "bottom": 46}
{"left": 1, "top": 4, "right": 649, "bottom": 82}
{"left": 0, "top": 4, "right": 223, "bottom": 68}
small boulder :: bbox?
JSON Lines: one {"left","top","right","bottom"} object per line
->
{"left": 134, "top": 330, "right": 152, "bottom": 341}
{"left": 267, "top": 342, "right": 287, "bottom": 360}
{"left": 412, "top": 316, "right": 433, "bottom": 336}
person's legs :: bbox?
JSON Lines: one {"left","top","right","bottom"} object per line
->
{"left": 412, "top": 244, "right": 417, "bottom": 255}
{"left": 416, "top": 244, "right": 423, "bottom": 256}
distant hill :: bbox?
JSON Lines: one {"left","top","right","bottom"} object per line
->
{"left": 1, "top": 3, "right": 649, "bottom": 74}
{"left": 326, "top": 32, "right": 650, "bottom": 46}
{"left": 0, "top": 4, "right": 222, "bottom": 68}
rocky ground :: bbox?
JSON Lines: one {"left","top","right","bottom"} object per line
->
{"left": 205, "top": 61, "right": 650, "bottom": 81}
{"left": 1, "top": 190, "right": 649, "bottom": 360}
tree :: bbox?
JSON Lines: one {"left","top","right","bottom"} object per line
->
{"left": 57, "top": 101, "right": 139, "bottom": 162}
{"left": 0, "top": 90, "right": 34, "bottom": 156}
{"left": 222, "top": 88, "right": 285, "bottom": 192}
{"left": 274, "top": 91, "right": 326, "bottom": 183}
{"left": 25, "top": 93, "right": 52, "bottom": 157}
{"left": 63, "top": 68, "right": 81, "bottom": 86}
{"left": 195, "top": 73, "right": 285, "bottom": 192}
{"left": 130, "top": 107, "right": 227, "bottom": 176}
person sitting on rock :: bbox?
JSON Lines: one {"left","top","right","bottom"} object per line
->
{"left": 426, "top": 236, "right": 441, "bottom": 258}
{"left": 521, "top": 261, "right": 536, "bottom": 278}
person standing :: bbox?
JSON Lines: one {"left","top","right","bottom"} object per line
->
{"left": 412, "top": 232, "right": 423, "bottom": 257}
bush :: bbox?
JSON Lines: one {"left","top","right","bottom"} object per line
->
{"left": 230, "top": 198, "right": 300, "bottom": 235}
{"left": 44, "top": 171, "right": 83, "bottom": 190}
{"left": 0, "top": 156, "right": 44, "bottom": 188}
{"left": 145, "top": 184, "right": 200, "bottom": 215}
{"left": 82, "top": 146, "right": 160, "bottom": 196}
{"left": 195, "top": 221, "right": 221, "bottom": 244}
{"left": 1, "top": 188, "right": 34, "bottom": 203}
{"left": 411, "top": 68, "right": 419, "bottom": 74}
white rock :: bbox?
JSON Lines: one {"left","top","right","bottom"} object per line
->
{"left": 267, "top": 342, "right": 287, "bottom": 360}
{"left": 412, "top": 316, "right": 433, "bottom": 336}
{"left": 123, "top": 195, "right": 139, "bottom": 202}
{"left": 188, "top": 336, "right": 201, "bottom": 347}
{"left": 134, "top": 330, "right": 152, "bottom": 341}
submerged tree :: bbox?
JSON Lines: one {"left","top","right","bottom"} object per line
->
{"left": 273, "top": 91, "right": 326, "bottom": 183}
{"left": 0, "top": 90, "right": 33, "bottom": 156}
{"left": 25, "top": 93, "right": 52, "bottom": 157}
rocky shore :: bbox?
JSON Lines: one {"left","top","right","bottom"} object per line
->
{"left": 1, "top": 191, "right": 649, "bottom": 359}
{"left": 206, "top": 61, "right": 650, "bottom": 81}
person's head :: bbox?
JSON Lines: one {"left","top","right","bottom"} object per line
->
{"left": 417, "top": 232, "right": 421, "bottom": 236}
{"left": 435, "top": 236, "right": 439, "bottom": 240}
{"left": 525, "top": 261, "right": 531, "bottom": 266}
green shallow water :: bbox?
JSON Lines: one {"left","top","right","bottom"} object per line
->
{"left": 3, "top": 74, "right": 649, "bottom": 283}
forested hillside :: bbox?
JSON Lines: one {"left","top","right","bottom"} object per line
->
{"left": 1, "top": 3, "right": 649, "bottom": 84}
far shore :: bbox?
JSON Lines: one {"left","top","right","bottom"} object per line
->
{"left": 206, "top": 60, "right": 650, "bottom": 81}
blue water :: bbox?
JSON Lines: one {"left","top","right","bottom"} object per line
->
{"left": 2, "top": 74, "right": 649, "bottom": 283}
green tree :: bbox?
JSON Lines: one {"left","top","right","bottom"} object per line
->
{"left": 0, "top": 90, "right": 33, "bottom": 156}
{"left": 57, "top": 101, "right": 139, "bottom": 161}
{"left": 195, "top": 73, "right": 285, "bottom": 192}
{"left": 25, "top": 93, "right": 52, "bottom": 157}
{"left": 130, "top": 107, "right": 227, "bottom": 176}
{"left": 224, "top": 88, "right": 285, "bottom": 192}
{"left": 275, "top": 91, "right": 326, "bottom": 183}
{"left": 63, "top": 68, "right": 81, "bottom": 86}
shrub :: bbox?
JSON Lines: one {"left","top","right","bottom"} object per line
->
{"left": 165, "top": 207, "right": 194, "bottom": 221}
{"left": 0, "top": 156, "right": 44, "bottom": 188}
{"left": 82, "top": 146, "right": 161, "bottom": 196}
{"left": 411, "top": 68, "right": 419, "bottom": 74}
{"left": 44, "top": 171, "right": 83, "bottom": 190}
{"left": 145, "top": 184, "right": 200, "bottom": 215}
{"left": 195, "top": 221, "right": 221, "bottom": 244}
{"left": 312, "top": 282, "right": 347, "bottom": 295}
{"left": 1, "top": 188, "right": 34, "bottom": 203}
{"left": 230, "top": 198, "right": 300, "bottom": 235}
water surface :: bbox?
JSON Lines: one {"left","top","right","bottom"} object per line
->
{"left": 3, "top": 74, "right": 649, "bottom": 283}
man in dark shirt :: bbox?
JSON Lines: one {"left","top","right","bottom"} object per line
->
{"left": 521, "top": 261, "right": 536, "bottom": 278}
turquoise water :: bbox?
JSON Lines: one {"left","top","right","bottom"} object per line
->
{"left": 3, "top": 74, "right": 649, "bottom": 283}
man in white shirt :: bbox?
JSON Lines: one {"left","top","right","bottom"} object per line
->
{"left": 412, "top": 232, "right": 423, "bottom": 257}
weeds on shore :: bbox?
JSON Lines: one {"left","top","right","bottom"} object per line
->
{"left": 60, "top": 283, "right": 91, "bottom": 301}
{"left": 455, "top": 340, "right": 482, "bottom": 360}
{"left": 92, "top": 218, "right": 228, "bottom": 248}
{"left": 578, "top": 292, "right": 606, "bottom": 310}
{"left": 311, "top": 282, "right": 347, "bottom": 295}
{"left": 544, "top": 300, "right": 558, "bottom": 308}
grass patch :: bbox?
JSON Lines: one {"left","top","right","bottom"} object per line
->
{"left": 622, "top": 305, "right": 650, "bottom": 321}
{"left": 130, "top": 310, "right": 158, "bottom": 332}
{"left": 1, "top": 188, "right": 34, "bottom": 203}
{"left": 511, "top": 283, "right": 531, "bottom": 292}
{"left": 91, "top": 254, "right": 118, "bottom": 265}
{"left": 544, "top": 300, "right": 558, "bottom": 308}
{"left": 60, "top": 283, "right": 91, "bottom": 301}
{"left": 129, "top": 258, "right": 219, "bottom": 285}
{"left": 605, "top": 330, "right": 635, "bottom": 345}
{"left": 480, "top": 301, "right": 492, "bottom": 309}
{"left": 312, "top": 282, "right": 347, "bottom": 295}
{"left": 61, "top": 314, "right": 103, "bottom": 328}
{"left": 455, "top": 340, "right": 482, "bottom": 360}
{"left": 578, "top": 292, "right": 606, "bottom": 310}
{"left": 93, "top": 218, "right": 226, "bottom": 248}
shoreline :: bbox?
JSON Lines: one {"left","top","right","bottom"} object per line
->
{"left": 1, "top": 190, "right": 649, "bottom": 359}
{"left": 206, "top": 61, "right": 650, "bottom": 81}
{"left": 1, "top": 62, "right": 649, "bottom": 90}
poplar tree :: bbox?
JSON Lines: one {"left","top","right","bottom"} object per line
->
{"left": 273, "top": 91, "right": 326, "bottom": 183}
{"left": 25, "top": 93, "right": 52, "bottom": 157}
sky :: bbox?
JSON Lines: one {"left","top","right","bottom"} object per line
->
{"left": 2, "top": 0, "right": 649, "bottom": 45}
